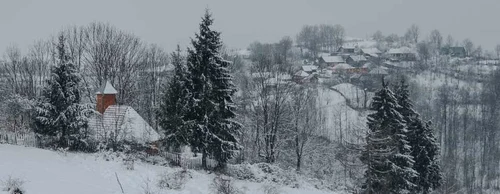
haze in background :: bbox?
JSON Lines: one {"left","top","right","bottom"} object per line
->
{"left": 1, "top": 0, "right": 499, "bottom": 54}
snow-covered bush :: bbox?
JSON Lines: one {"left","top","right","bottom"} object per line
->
{"left": 261, "top": 183, "right": 282, "bottom": 194}
{"left": 256, "top": 163, "right": 298, "bottom": 186}
{"left": 210, "top": 175, "right": 243, "bottom": 194}
{"left": 123, "top": 155, "right": 135, "bottom": 170}
{"left": 157, "top": 168, "right": 191, "bottom": 190}
{"left": 225, "top": 163, "right": 256, "bottom": 180}
{"left": 141, "top": 177, "right": 157, "bottom": 194}
{"left": 1, "top": 176, "right": 25, "bottom": 194}
{"left": 57, "top": 147, "right": 69, "bottom": 156}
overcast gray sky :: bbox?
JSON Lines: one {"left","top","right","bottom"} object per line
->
{"left": 1, "top": 0, "right": 500, "bottom": 55}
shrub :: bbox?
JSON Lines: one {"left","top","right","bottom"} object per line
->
{"left": 225, "top": 164, "right": 255, "bottom": 181}
{"left": 1, "top": 176, "right": 25, "bottom": 194}
{"left": 157, "top": 168, "right": 191, "bottom": 190}
{"left": 210, "top": 175, "right": 243, "bottom": 194}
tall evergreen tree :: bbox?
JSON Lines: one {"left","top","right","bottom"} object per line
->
{"left": 186, "top": 10, "right": 241, "bottom": 169}
{"left": 158, "top": 45, "right": 191, "bottom": 150}
{"left": 34, "top": 34, "right": 89, "bottom": 150}
{"left": 395, "top": 78, "right": 442, "bottom": 193}
{"left": 361, "top": 80, "right": 417, "bottom": 194}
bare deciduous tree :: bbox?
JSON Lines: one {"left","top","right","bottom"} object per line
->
{"left": 429, "top": 29, "right": 443, "bottom": 49}
{"left": 463, "top": 38, "right": 474, "bottom": 57}
{"left": 290, "top": 85, "right": 319, "bottom": 171}
{"left": 372, "top": 30, "right": 384, "bottom": 42}
{"left": 405, "top": 24, "right": 420, "bottom": 44}
{"left": 332, "top": 24, "right": 345, "bottom": 51}
{"left": 296, "top": 25, "right": 320, "bottom": 58}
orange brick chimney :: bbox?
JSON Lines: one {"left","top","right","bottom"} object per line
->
{"left": 96, "top": 81, "right": 118, "bottom": 114}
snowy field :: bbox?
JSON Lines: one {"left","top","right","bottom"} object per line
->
{"left": 0, "top": 144, "right": 339, "bottom": 194}
{"left": 456, "top": 64, "right": 498, "bottom": 75}
{"left": 331, "top": 83, "right": 374, "bottom": 109}
{"left": 317, "top": 86, "right": 367, "bottom": 143}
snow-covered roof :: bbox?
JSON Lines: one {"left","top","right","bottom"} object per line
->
{"left": 369, "top": 68, "right": 389, "bottom": 75}
{"left": 362, "top": 62, "right": 374, "bottom": 68}
{"left": 340, "top": 45, "right": 356, "bottom": 49}
{"left": 237, "top": 49, "right": 251, "bottom": 57}
{"left": 387, "top": 47, "right": 415, "bottom": 54}
{"left": 96, "top": 81, "right": 118, "bottom": 94}
{"left": 294, "top": 70, "right": 310, "bottom": 77}
{"left": 144, "top": 64, "right": 174, "bottom": 73}
{"left": 331, "top": 63, "right": 354, "bottom": 70}
{"left": 361, "top": 48, "right": 381, "bottom": 54}
{"left": 322, "top": 56, "right": 345, "bottom": 63}
{"left": 89, "top": 105, "right": 160, "bottom": 143}
{"left": 251, "top": 72, "right": 273, "bottom": 78}
{"left": 301, "top": 65, "right": 318, "bottom": 72}
{"left": 319, "top": 52, "right": 331, "bottom": 58}
{"left": 348, "top": 55, "right": 367, "bottom": 62}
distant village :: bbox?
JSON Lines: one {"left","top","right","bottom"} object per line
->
{"left": 235, "top": 38, "right": 474, "bottom": 94}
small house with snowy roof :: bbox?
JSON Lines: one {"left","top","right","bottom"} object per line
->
{"left": 386, "top": 47, "right": 417, "bottom": 61}
{"left": 89, "top": 81, "right": 160, "bottom": 144}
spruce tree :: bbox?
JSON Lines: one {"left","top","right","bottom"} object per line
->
{"left": 158, "top": 45, "right": 191, "bottom": 150}
{"left": 395, "top": 78, "right": 442, "bottom": 193}
{"left": 35, "top": 34, "right": 89, "bottom": 150}
{"left": 361, "top": 80, "right": 417, "bottom": 194}
{"left": 186, "top": 10, "right": 241, "bottom": 169}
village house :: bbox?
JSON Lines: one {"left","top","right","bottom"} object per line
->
{"left": 360, "top": 48, "right": 382, "bottom": 58}
{"left": 346, "top": 55, "right": 368, "bottom": 67}
{"left": 440, "top": 46, "right": 467, "bottom": 58}
{"left": 319, "top": 55, "right": 345, "bottom": 67}
{"left": 301, "top": 65, "right": 318, "bottom": 74}
{"left": 89, "top": 81, "right": 160, "bottom": 144}
{"left": 293, "top": 70, "right": 310, "bottom": 82}
{"left": 329, "top": 63, "right": 354, "bottom": 74}
{"left": 337, "top": 46, "right": 356, "bottom": 54}
{"left": 386, "top": 47, "right": 417, "bottom": 61}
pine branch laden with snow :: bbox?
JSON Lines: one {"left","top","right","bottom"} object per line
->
{"left": 395, "top": 77, "right": 442, "bottom": 194}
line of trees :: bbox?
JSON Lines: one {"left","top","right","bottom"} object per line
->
{"left": 0, "top": 22, "right": 169, "bottom": 135}
{"left": 296, "top": 24, "right": 345, "bottom": 57}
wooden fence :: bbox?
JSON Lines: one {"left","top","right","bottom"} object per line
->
{"left": 0, "top": 131, "right": 38, "bottom": 147}
{"left": 162, "top": 152, "right": 218, "bottom": 169}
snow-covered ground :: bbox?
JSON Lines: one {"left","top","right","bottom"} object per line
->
{"left": 317, "top": 86, "right": 367, "bottom": 143}
{"left": 331, "top": 83, "right": 373, "bottom": 109}
{"left": 0, "top": 144, "right": 339, "bottom": 194}
{"left": 456, "top": 64, "right": 498, "bottom": 75}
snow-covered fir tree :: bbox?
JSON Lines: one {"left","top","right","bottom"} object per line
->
{"left": 34, "top": 34, "right": 90, "bottom": 150}
{"left": 361, "top": 80, "right": 417, "bottom": 194}
{"left": 185, "top": 9, "right": 241, "bottom": 169}
{"left": 395, "top": 78, "right": 442, "bottom": 194}
{"left": 158, "top": 45, "right": 191, "bottom": 150}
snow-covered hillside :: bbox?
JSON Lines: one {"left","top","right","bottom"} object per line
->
{"left": 317, "top": 86, "right": 367, "bottom": 143}
{"left": 0, "top": 144, "right": 339, "bottom": 194}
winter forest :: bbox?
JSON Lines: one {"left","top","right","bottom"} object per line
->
{"left": 1, "top": 5, "right": 500, "bottom": 194}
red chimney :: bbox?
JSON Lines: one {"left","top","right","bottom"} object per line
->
{"left": 96, "top": 81, "right": 118, "bottom": 114}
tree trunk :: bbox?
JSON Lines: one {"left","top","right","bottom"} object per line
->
{"left": 202, "top": 148, "right": 207, "bottom": 169}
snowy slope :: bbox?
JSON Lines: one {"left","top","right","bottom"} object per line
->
{"left": 317, "top": 87, "right": 367, "bottom": 143}
{"left": 331, "top": 83, "right": 374, "bottom": 109}
{"left": 0, "top": 144, "right": 338, "bottom": 194}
